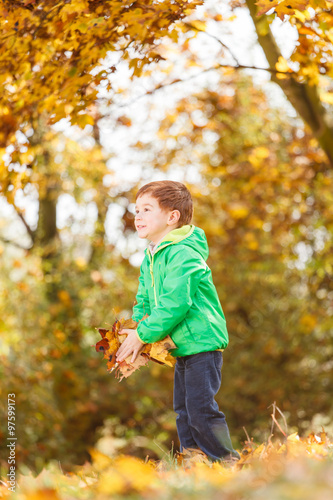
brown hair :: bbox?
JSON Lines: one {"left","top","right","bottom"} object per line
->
{"left": 136, "top": 180, "right": 193, "bottom": 227}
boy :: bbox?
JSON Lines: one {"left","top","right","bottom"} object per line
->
{"left": 116, "top": 180, "right": 239, "bottom": 462}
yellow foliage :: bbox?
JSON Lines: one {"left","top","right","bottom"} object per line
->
{"left": 244, "top": 232, "right": 259, "bottom": 250}
{"left": 189, "top": 461, "right": 233, "bottom": 486}
{"left": 228, "top": 202, "right": 249, "bottom": 219}
{"left": 188, "top": 20, "right": 207, "bottom": 31}
{"left": 75, "top": 257, "right": 87, "bottom": 269}
{"left": 57, "top": 290, "right": 72, "bottom": 307}
{"left": 98, "top": 468, "right": 127, "bottom": 495}
{"left": 300, "top": 314, "right": 317, "bottom": 330}
{"left": 89, "top": 448, "right": 113, "bottom": 472}
{"left": 254, "top": 146, "right": 270, "bottom": 159}
{"left": 299, "top": 63, "right": 320, "bottom": 86}
{"left": 248, "top": 146, "right": 270, "bottom": 168}
{"left": 24, "top": 489, "right": 61, "bottom": 500}
{"left": 98, "top": 456, "right": 157, "bottom": 495}
{"left": 4, "top": 430, "right": 332, "bottom": 499}
{"left": 0, "top": 0, "right": 203, "bottom": 153}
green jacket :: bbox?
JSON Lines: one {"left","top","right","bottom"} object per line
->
{"left": 132, "top": 225, "right": 229, "bottom": 357}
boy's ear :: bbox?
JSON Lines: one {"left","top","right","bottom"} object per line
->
{"left": 168, "top": 210, "right": 181, "bottom": 225}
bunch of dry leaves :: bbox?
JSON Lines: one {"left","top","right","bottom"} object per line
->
{"left": 94, "top": 318, "right": 176, "bottom": 381}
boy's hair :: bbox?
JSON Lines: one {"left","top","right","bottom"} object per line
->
{"left": 136, "top": 180, "right": 193, "bottom": 227}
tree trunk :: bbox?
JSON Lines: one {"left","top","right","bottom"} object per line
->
{"left": 245, "top": 0, "right": 333, "bottom": 167}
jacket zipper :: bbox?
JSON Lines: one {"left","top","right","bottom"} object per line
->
{"left": 146, "top": 226, "right": 195, "bottom": 308}
{"left": 147, "top": 251, "right": 158, "bottom": 306}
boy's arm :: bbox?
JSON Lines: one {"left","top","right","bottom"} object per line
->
{"left": 132, "top": 260, "right": 151, "bottom": 322}
{"left": 136, "top": 247, "right": 207, "bottom": 344}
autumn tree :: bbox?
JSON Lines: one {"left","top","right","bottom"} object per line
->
{"left": 0, "top": 0, "right": 203, "bottom": 195}
{"left": 1, "top": 0, "right": 333, "bottom": 185}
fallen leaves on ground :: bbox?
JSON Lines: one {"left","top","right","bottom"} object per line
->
{"left": 94, "top": 318, "right": 176, "bottom": 381}
{"left": 2, "top": 431, "right": 333, "bottom": 500}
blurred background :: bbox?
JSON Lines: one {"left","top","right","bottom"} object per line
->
{"left": 1, "top": 0, "right": 332, "bottom": 474}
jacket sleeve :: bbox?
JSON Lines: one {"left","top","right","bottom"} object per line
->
{"left": 136, "top": 247, "right": 207, "bottom": 344}
{"left": 132, "top": 258, "right": 151, "bottom": 323}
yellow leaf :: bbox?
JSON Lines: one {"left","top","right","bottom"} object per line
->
{"left": 73, "top": 114, "right": 94, "bottom": 129}
{"left": 75, "top": 257, "right": 87, "bottom": 268}
{"left": 149, "top": 335, "right": 177, "bottom": 367}
{"left": 275, "top": 56, "right": 291, "bottom": 74}
{"left": 244, "top": 232, "right": 259, "bottom": 250}
{"left": 248, "top": 147, "right": 270, "bottom": 167}
{"left": 57, "top": 290, "right": 72, "bottom": 306}
{"left": 255, "top": 146, "right": 270, "bottom": 159}
{"left": 293, "top": 9, "right": 311, "bottom": 22}
{"left": 97, "top": 456, "right": 157, "bottom": 494}
{"left": 253, "top": 442, "right": 266, "bottom": 455}
{"left": 98, "top": 469, "right": 126, "bottom": 495}
{"left": 190, "top": 461, "right": 233, "bottom": 486}
{"left": 115, "top": 456, "right": 156, "bottom": 491}
{"left": 287, "top": 432, "right": 300, "bottom": 443}
{"left": 228, "top": 202, "right": 249, "bottom": 219}
{"left": 88, "top": 448, "right": 113, "bottom": 471}
{"left": 256, "top": 0, "right": 308, "bottom": 20}
{"left": 24, "top": 489, "right": 60, "bottom": 500}
{"left": 320, "top": 92, "right": 333, "bottom": 105}
{"left": 300, "top": 314, "right": 317, "bottom": 330}
{"left": 188, "top": 20, "right": 207, "bottom": 31}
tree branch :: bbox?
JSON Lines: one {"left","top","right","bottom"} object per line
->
{"left": 111, "top": 62, "right": 294, "bottom": 110}
{"left": 104, "top": 8, "right": 333, "bottom": 166}
{"left": 17, "top": 211, "right": 35, "bottom": 241}
{"left": 12, "top": 203, "right": 35, "bottom": 243}
{"left": 0, "top": 235, "right": 31, "bottom": 250}
{"left": 183, "top": 22, "right": 241, "bottom": 65}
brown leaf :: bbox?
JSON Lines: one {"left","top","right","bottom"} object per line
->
{"left": 176, "top": 447, "right": 211, "bottom": 467}
{"left": 115, "top": 355, "right": 149, "bottom": 382}
{"left": 149, "top": 336, "right": 177, "bottom": 367}
{"left": 255, "top": 0, "right": 308, "bottom": 21}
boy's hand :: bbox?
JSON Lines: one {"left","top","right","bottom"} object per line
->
{"left": 116, "top": 329, "right": 145, "bottom": 363}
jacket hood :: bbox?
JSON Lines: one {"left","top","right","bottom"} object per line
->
{"left": 148, "top": 225, "right": 209, "bottom": 261}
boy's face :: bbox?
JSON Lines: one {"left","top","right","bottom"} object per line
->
{"left": 135, "top": 193, "right": 179, "bottom": 244}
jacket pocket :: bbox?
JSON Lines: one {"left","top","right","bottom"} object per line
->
{"left": 171, "top": 318, "right": 192, "bottom": 345}
{"left": 183, "top": 318, "right": 196, "bottom": 341}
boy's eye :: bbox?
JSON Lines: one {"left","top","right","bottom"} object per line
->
{"left": 135, "top": 208, "right": 150, "bottom": 214}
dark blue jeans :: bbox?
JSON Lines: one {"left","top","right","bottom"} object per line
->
{"left": 173, "top": 351, "right": 240, "bottom": 462}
